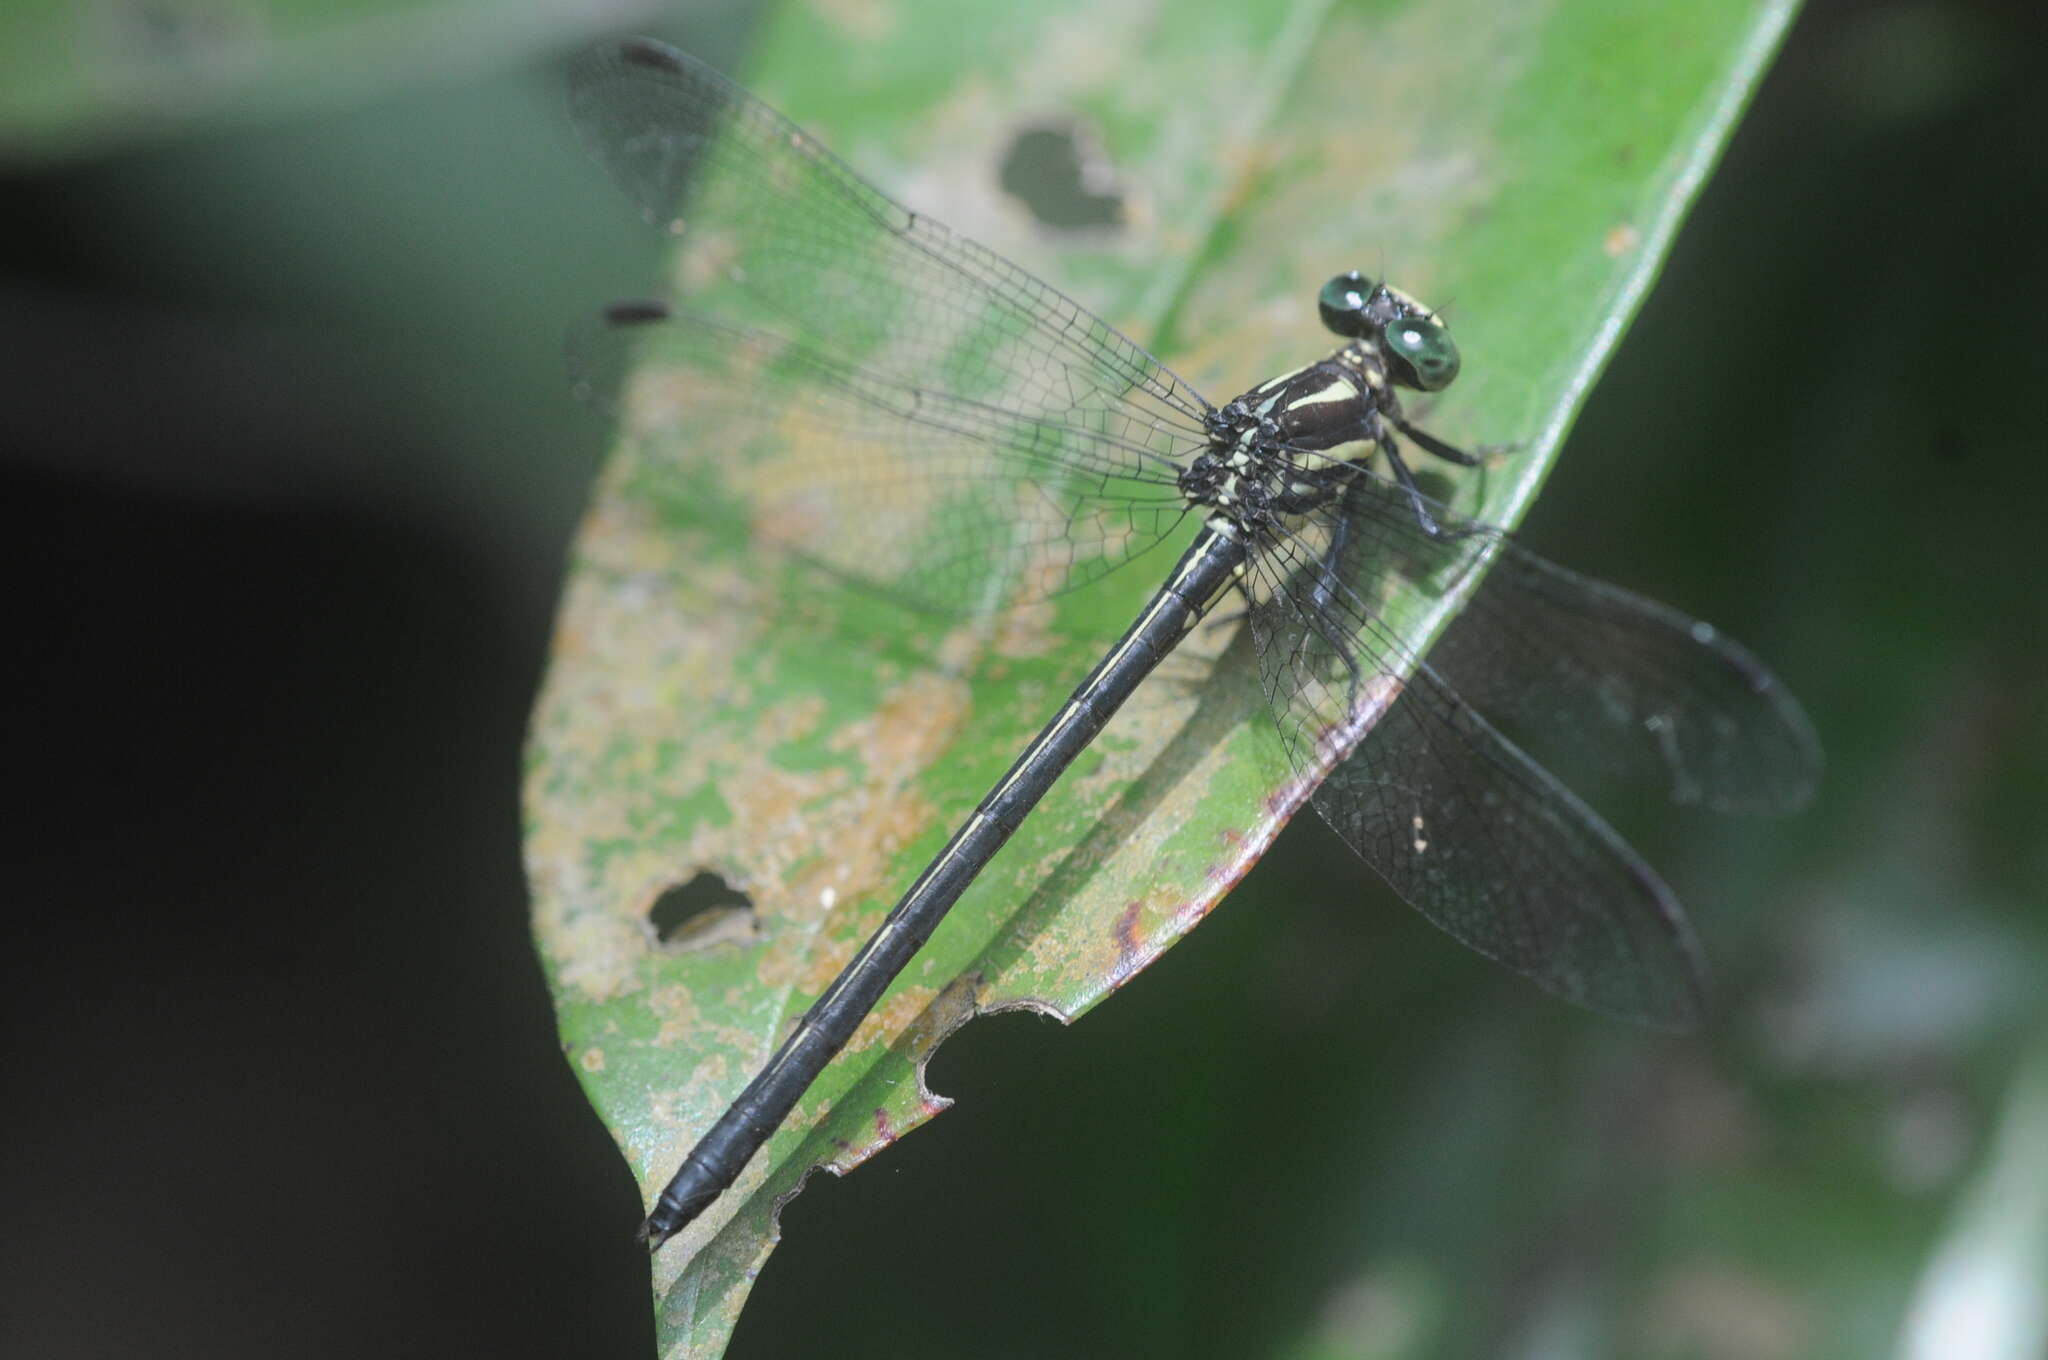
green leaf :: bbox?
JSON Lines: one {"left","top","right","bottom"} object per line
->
{"left": 524, "top": 0, "right": 1797, "bottom": 1353}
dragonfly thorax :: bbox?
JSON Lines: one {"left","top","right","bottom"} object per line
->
{"left": 1183, "top": 344, "right": 1399, "bottom": 526}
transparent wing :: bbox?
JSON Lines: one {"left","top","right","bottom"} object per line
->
{"left": 574, "top": 302, "right": 1191, "bottom": 615}
{"left": 1314, "top": 477, "right": 1823, "bottom": 816}
{"left": 1246, "top": 471, "right": 1819, "bottom": 1027}
{"left": 567, "top": 37, "right": 1217, "bottom": 612}
{"left": 568, "top": 39, "right": 1212, "bottom": 446}
{"left": 1428, "top": 546, "right": 1822, "bottom": 816}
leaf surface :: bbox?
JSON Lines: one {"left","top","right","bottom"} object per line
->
{"left": 524, "top": 0, "right": 1797, "bottom": 1352}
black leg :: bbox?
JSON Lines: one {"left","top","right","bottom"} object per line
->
{"left": 1394, "top": 416, "right": 1480, "bottom": 466}
{"left": 1377, "top": 435, "right": 1446, "bottom": 537}
{"left": 1313, "top": 474, "right": 1373, "bottom": 699}
{"left": 1309, "top": 487, "right": 1355, "bottom": 618}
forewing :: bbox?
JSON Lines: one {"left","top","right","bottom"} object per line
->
{"left": 574, "top": 304, "right": 1191, "bottom": 615}
{"left": 568, "top": 39, "right": 1213, "bottom": 448}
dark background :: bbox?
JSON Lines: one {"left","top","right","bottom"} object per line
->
{"left": 5, "top": 0, "right": 2044, "bottom": 1356}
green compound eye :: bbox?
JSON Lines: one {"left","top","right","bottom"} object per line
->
{"left": 1317, "top": 271, "right": 1375, "bottom": 337}
{"left": 1384, "top": 315, "right": 1461, "bottom": 391}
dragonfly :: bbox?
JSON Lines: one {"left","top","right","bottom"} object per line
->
{"left": 564, "top": 36, "right": 1821, "bottom": 1252}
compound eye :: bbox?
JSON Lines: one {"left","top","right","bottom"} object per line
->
{"left": 1384, "top": 315, "right": 1461, "bottom": 391}
{"left": 1317, "top": 271, "right": 1374, "bottom": 337}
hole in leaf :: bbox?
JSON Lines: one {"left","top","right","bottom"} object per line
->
{"left": 998, "top": 121, "right": 1125, "bottom": 231}
{"left": 648, "top": 871, "right": 754, "bottom": 947}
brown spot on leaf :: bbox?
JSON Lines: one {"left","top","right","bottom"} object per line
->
{"left": 1111, "top": 898, "right": 1145, "bottom": 965}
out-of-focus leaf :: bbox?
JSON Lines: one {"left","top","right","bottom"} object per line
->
{"left": 0, "top": 0, "right": 656, "bottom": 163}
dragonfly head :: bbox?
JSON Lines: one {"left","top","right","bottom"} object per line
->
{"left": 1316, "top": 270, "right": 1461, "bottom": 393}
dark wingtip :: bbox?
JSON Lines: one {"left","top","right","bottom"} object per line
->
{"left": 602, "top": 298, "right": 672, "bottom": 328}
{"left": 616, "top": 35, "right": 687, "bottom": 74}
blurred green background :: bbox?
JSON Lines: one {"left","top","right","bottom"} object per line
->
{"left": 4, "top": 1, "right": 2043, "bottom": 1358}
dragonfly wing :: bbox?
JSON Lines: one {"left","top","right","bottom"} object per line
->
{"left": 568, "top": 38, "right": 1215, "bottom": 615}
{"left": 1244, "top": 485, "right": 1709, "bottom": 1028}
{"left": 1428, "top": 544, "right": 1822, "bottom": 816}
{"left": 573, "top": 303, "right": 1193, "bottom": 616}
{"left": 568, "top": 39, "right": 1213, "bottom": 451}
{"left": 1323, "top": 474, "right": 1822, "bottom": 816}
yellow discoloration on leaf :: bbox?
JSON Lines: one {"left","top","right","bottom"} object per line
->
{"left": 551, "top": 912, "right": 647, "bottom": 1003}
{"left": 991, "top": 597, "right": 1060, "bottom": 661}
{"left": 647, "top": 981, "right": 714, "bottom": 1050}
{"left": 758, "top": 692, "right": 828, "bottom": 746}
{"left": 811, "top": 0, "right": 900, "bottom": 45}
{"left": 860, "top": 983, "right": 943, "bottom": 1050}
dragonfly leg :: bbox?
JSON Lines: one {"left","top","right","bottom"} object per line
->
{"left": 1394, "top": 416, "right": 1481, "bottom": 466}
{"left": 1303, "top": 467, "right": 1380, "bottom": 702}
{"left": 1308, "top": 479, "right": 1359, "bottom": 617}
{"left": 1377, "top": 435, "right": 1447, "bottom": 538}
